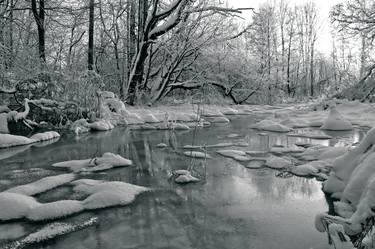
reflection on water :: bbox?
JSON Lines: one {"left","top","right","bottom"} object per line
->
{"left": 0, "top": 115, "right": 367, "bottom": 249}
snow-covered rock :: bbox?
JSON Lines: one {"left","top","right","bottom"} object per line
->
{"left": 52, "top": 152, "right": 132, "bottom": 172}
{"left": 208, "top": 116, "right": 230, "bottom": 123}
{"left": 265, "top": 156, "right": 292, "bottom": 169}
{"left": 216, "top": 149, "right": 250, "bottom": 161}
{"left": 321, "top": 106, "right": 353, "bottom": 131}
{"left": 221, "top": 107, "right": 239, "bottom": 115}
{"left": 70, "top": 119, "right": 90, "bottom": 134}
{"left": 183, "top": 151, "right": 211, "bottom": 159}
{"left": 26, "top": 200, "right": 84, "bottom": 221}
{"left": 88, "top": 119, "right": 114, "bottom": 131}
{"left": 246, "top": 160, "right": 265, "bottom": 169}
{"left": 324, "top": 128, "right": 375, "bottom": 194}
{"left": 5, "top": 174, "right": 75, "bottom": 196}
{"left": 0, "top": 192, "right": 40, "bottom": 221}
{"left": 156, "top": 143, "right": 167, "bottom": 148}
{"left": 270, "top": 146, "right": 305, "bottom": 154}
{"left": 340, "top": 152, "right": 375, "bottom": 206}
{"left": 30, "top": 131, "right": 60, "bottom": 142}
{"left": 174, "top": 170, "right": 200, "bottom": 184}
{"left": 251, "top": 119, "right": 291, "bottom": 132}
{"left": 327, "top": 223, "right": 355, "bottom": 249}
{"left": 80, "top": 181, "right": 149, "bottom": 209}
{"left": 0, "top": 134, "right": 34, "bottom": 148}
{"left": 291, "top": 163, "right": 319, "bottom": 176}
{"left": 201, "top": 109, "right": 224, "bottom": 117}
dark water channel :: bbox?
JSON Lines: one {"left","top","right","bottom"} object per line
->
{"left": 0, "top": 114, "right": 367, "bottom": 249}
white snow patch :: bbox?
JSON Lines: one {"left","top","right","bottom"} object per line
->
{"left": 265, "top": 156, "right": 293, "bottom": 169}
{"left": 26, "top": 200, "right": 84, "bottom": 221}
{"left": 0, "top": 192, "right": 40, "bottom": 221}
{"left": 183, "top": 151, "right": 211, "bottom": 159}
{"left": 251, "top": 119, "right": 291, "bottom": 132}
{"left": 5, "top": 174, "right": 75, "bottom": 196}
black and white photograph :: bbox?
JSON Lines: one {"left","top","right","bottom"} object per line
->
{"left": 0, "top": 0, "right": 374, "bottom": 248}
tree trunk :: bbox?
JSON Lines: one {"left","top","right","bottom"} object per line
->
{"left": 127, "top": 42, "right": 148, "bottom": 105}
{"left": 31, "top": 0, "right": 46, "bottom": 63}
{"left": 88, "top": 0, "right": 95, "bottom": 70}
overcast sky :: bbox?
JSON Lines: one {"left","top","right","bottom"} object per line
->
{"left": 227, "top": 0, "right": 344, "bottom": 54}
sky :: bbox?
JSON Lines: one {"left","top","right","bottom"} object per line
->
{"left": 227, "top": 0, "right": 344, "bottom": 54}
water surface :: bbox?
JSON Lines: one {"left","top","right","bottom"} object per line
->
{"left": 0, "top": 114, "right": 366, "bottom": 249}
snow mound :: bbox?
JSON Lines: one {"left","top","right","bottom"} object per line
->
{"left": 52, "top": 158, "right": 91, "bottom": 171}
{"left": 291, "top": 163, "right": 319, "bottom": 176}
{"left": 52, "top": 152, "right": 132, "bottom": 172}
{"left": 265, "top": 156, "right": 293, "bottom": 169}
{"left": 174, "top": 170, "right": 200, "bottom": 184}
{"left": 0, "top": 192, "right": 40, "bottom": 221}
{"left": 30, "top": 131, "right": 60, "bottom": 142}
{"left": 0, "top": 134, "right": 34, "bottom": 149}
{"left": 70, "top": 119, "right": 90, "bottom": 134}
{"left": 5, "top": 174, "right": 75, "bottom": 196}
{"left": 183, "top": 151, "right": 211, "bottom": 159}
{"left": 270, "top": 147, "right": 305, "bottom": 154}
{"left": 208, "top": 116, "right": 230, "bottom": 123}
{"left": 80, "top": 181, "right": 149, "bottom": 209}
{"left": 327, "top": 223, "right": 354, "bottom": 249}
{"left": 341, "top": 152, "right": 375, "bottom": 206}
{"left": 201, "top": 109, "right": 224, "bottom": 117}
{"left": 246, "top": 159, "right": 266, "bottom": 169}
{"left": 298, "top": 145, "right": 345, "bottom": 161}
{"left": 221, "top": 107, "right": 239, "bottom": 115}
{"left": 251, "top": 119, "right": 291, "bottom": 132}
{"left": 216, "top": 149, "right": 250, "bottom": 161}
{"left": 88, "top": 119, "right": 114, "bottom": 131}
{"left": 321, "top": 106, "right": 353, "bottom": 131}
{"left": 324, "top": 128, "right": 375, "bottom": 194}
{"left": 170, "top": 123, "right": 190, "bottom": 130}
{"left": 26, "top": 200, "right": 84, "bottom": 221}
{"left": 156, "top": 143, "right": 167, "bottom": 148}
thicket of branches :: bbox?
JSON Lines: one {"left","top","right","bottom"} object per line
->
{"left": 0, "top": 0, "right": 374, "bottom": 109}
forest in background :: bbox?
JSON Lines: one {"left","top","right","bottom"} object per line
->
{"left": 0, "top": 0, "right": 374, "bottom": 111}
